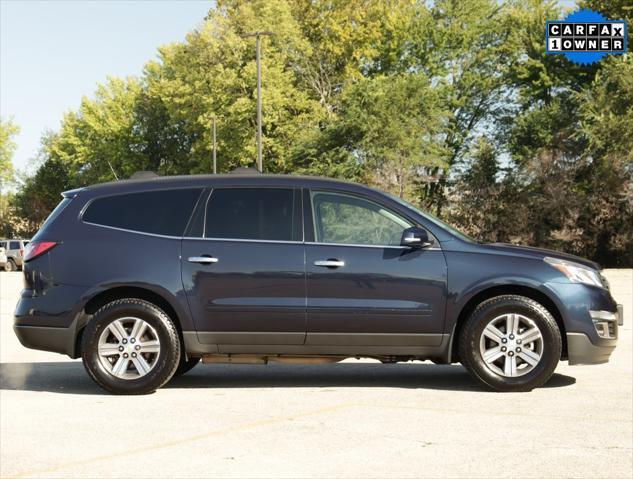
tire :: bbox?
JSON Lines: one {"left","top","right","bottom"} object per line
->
{"left": 173, "top": 356, "right": 201, "bottom": 377}
{"left": 5, "top": 259, "right": 16, "bottom": 272}
{"left": 81, "top": 298, "right": 181, "bottom": 395}
{"left": 458, "top": 295, "right": 562, "bottom": 392}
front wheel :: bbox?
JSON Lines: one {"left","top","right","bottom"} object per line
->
{"left": 81, "top": 299, "right": 181, "bottom": 394}
{"left": 458, "top": 295, "right": 562, "bottom": 392}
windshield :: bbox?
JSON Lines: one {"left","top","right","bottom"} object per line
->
{"left": 386, "top": 193, "right": 477, "bottom": 243}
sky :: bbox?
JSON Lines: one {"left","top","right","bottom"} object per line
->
{"left": 1, "top": 0, "right": 213, "bottom": 174}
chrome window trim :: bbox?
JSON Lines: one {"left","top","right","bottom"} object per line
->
{"left": 299, "top": 188, "right": 305, "bottom": 243}
{"left": 82, "top": 221, "right": 183, "bottom": 240}
{"left": 66, "top": 220, "right": 447, "bottom": 250}
{"left": 202, "top": 188, "right": 212, "bottom": 238}
{"left": 183, "top": 236, "right": 303, "bottom": 245}
{"left": 306, "top": 241, "right": 442, "bottom": 251}
{"left": 180, "top": 237, "right": 441, "bottom": 250}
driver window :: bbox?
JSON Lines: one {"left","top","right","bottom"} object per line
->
{"left": 311, "top": 191, "right": 412, "bottom": 246}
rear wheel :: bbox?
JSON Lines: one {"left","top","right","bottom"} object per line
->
{"left": 5, "top": 259, "right": 16, "bottom": 272}
{"left": 458, "top": 295, "right": 562, "bottom": 392}
{"left": 81, "top": 298, "right": 181, "bottom": 394}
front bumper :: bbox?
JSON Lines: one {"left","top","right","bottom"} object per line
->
{"left": 544, "top": 282, "right": 621, "bottom": 365}
{"left": 566, "top": 304, "right": 622, "bottom": 365}
{"left": 566, "top": 332, "right": 617, "bottom": 365}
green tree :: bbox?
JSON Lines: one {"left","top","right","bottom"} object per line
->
{"left": 150, "top": 0, "right": 324, "bottom": 173}
{"left": 339, "top": 74, "right": 448, "bottom": 199}
{"left": 11, "top": 0, "right": 633, "bottom": 265}
{"left": 0, "top": 118, "right": 21, "bottom": 236}
{"left": 0, "top": 117, "right": 20, "bottom": 184}
{"left": 49, "top": 77, "right": 144, "bottom": 185}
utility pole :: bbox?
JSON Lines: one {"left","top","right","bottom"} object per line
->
{"left": 241, "top": 31, "right": 275, "bottom": 173}
{"left": 212, "top": 116, "right": 217, "bottom": 174}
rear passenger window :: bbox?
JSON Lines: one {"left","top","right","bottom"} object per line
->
{"left": 10, "top": 241, "right": 20, "bottom": 250}
{"left": 205, "top": 188, "right": 294, "bottom": 241}
{"left": 83, "top": 189, "right": 203, "bottom": 236}
{"left": 39, "top": 198, "right": 72, "bottom": 232}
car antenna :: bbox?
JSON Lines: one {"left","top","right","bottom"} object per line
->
{"left": 107, "top": 161, "right": 119, "bottom": 181}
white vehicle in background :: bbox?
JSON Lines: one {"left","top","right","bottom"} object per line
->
{"left": 0, "top": 246, "right": 7, "bottom": 271}
{"left": 0, "top": 239, "right": 29, "bottom": 271}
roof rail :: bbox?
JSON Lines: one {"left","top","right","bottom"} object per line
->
{"left": 230, "top": 167, "right": 261, "bottom": 175}
{"left": 130, "top": 171, "right": 159, "bottom": 180}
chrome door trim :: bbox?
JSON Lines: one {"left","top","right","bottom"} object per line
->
{"left": 314, "top": 260, "right": 345, "bottom": 268}
{"left": 188, "top": 256, "right": 219, "bottom": 264}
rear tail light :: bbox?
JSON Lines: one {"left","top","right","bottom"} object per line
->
{"left": 20, "top": 249, "right": 24, "bottom": 257}
{"left": 24, "top": 241, "right": 58, "bottom": 262}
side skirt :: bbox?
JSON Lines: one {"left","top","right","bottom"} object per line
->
{"left": 183, "top": 331, "right": 452, "bottom": 361}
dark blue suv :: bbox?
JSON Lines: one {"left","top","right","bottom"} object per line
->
{"left": 14, "top": 174, "right": 622, "bottom": 394}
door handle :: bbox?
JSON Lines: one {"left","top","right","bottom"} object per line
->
{"left": 314, "top": 259, "right": 345, "bottom": 268}
{"left": 188, "top": 256, "right": 219, "bottom": 264}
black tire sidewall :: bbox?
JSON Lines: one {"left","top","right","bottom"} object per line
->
{"left": 461, "top": 296, "right": 561, "bottom": 392}
{"left": 82, "top": 300, "right": 180, "bottom": 394}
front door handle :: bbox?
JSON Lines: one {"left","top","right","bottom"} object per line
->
{"left": 314, "top": 259, "right": 345, "bottom": 268}
{"left": 188, "top": 256, "right": 219, "bottom": 264}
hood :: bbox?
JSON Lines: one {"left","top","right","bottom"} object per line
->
{"left": 479, "top": 243, "right": 600, "bottom": 270}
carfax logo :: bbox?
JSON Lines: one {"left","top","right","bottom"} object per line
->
{"left": 546, "top": 8, "right": 628, "bottom": 65}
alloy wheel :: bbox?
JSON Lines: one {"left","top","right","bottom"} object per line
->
{"left": 479, "top": 313, "right": 544, "bottom": 377}
{"left": 97, "top": 317, "right": 161, "bottom": 380}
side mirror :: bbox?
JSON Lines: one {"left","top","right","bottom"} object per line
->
{"left": 400, "top": 227, "right": 433, "bottom": 248}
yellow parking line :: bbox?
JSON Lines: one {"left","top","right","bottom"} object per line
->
{"left": 9, "top": 401, "right": 360, "bottom": 479}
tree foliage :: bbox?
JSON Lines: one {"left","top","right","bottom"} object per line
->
{"left": 5, "top": 0, "right": 633, "bottom": 266}
{"left": 0, "top": 117, "right": 20, "bottom": 184}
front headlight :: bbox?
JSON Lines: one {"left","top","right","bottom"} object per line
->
{"left": 544, "top": 257, "right": 604, "bottom": 288}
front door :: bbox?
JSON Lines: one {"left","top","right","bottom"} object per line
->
{"left": 305, "top": 190, "right": 447, "bottom": 348}
{"left": 182, "top": 187, "right": 306, "bottom": 346}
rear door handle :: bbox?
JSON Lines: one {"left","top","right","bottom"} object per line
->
{"left": 188, "top": 256, "right": 219, "bottom": 264}
{"left": 314, "top": 259, "right": 345, "bottom": 268}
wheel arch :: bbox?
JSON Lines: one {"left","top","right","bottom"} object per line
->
{"left": 449, "top": 284, "right": 567, "bottom": 363}
{"left": 74, "top": 285, "right": 187, "bottom": 358}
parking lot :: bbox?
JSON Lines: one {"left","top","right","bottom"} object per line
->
{"left": 1, "top": 270, "right": 631, "bottom": 478}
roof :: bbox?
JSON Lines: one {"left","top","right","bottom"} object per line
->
{"left": 72, "top": 173, "right": 368, "bottom": 196}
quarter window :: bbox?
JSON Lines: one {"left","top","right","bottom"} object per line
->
{"left": 83, "top": 189, "right": 203, "bottom": 236}
{"left": 205, "top": 188, "right": 294, "bottom": 241}
{"left": 311, "top": 191, "right": 411, "bottom": 246}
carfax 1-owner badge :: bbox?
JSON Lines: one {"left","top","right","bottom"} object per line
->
{"left": 546, "top": 8, "right": 628, "bottom": 65}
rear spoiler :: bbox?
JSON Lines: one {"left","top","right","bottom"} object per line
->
{"left": 61, "top": 187, "right": 86, "bottom": 199}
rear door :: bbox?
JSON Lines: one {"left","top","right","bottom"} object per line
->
{"left": 305, "top": 189, "right": 447, "bottom": 348}
{"left": 181, "top": 187, "right": 306, "bottom": 347}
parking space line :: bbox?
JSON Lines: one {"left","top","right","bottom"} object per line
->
{"left": 8, "top": 401, "right": 361, "bottom": 479}
{"left": 12, "top": 397, "right": 631, "bottom": 478}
